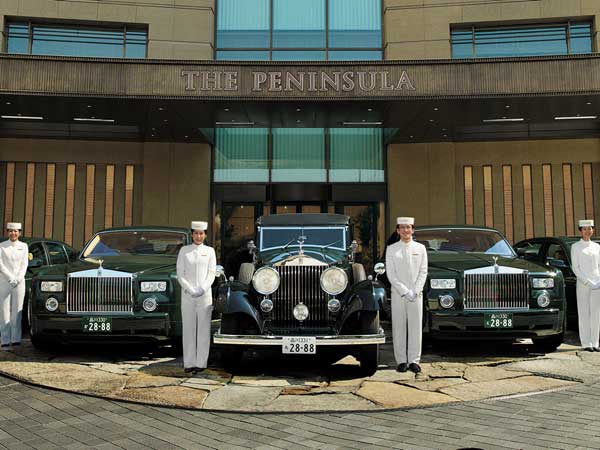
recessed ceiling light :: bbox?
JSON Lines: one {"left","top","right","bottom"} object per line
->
{"left": 554, "top": 115, "right": 597, "bottom": 120}
{"left": 163, "top": 119, "right": 168, "bottom": 123}
{"left": 442, "top": 128, "right": 447, "bottom": 131}
{"left": 443, "top": 134, "right": 448, "bottom": 138}
{"left": 87, "top": 105, "right": 92, "bottom": 108}
{"left": 483, "top": 118, "right": 525, "bottom": 123}
{"left": 409, "top": 135, "right": 414, "bottom": 139}
{"left": 158, "top": 107, "right": 164, "bottom": 111}
{"left": 586, "top": 102, "right": 592, "bottom": 105}
{"left": 367, "top": 108, "right": 373, "bottom": 112}
{"left": 433, "top": 107, "right": 439, "bottom": 111}
{"left": 184, "top": 135, "right": 189, "bottom": 138}
{"left": 296, "top": 108, "right": 301, "bottom": 112}
{"left": 296, "top": 119, "right": 301, "bottom": 123}
{"left": 224, "top": 107, "right": 230, "bottom": 112}
{"left": 429, "top": 119, "right": 434, "bottom": 123}
{"left": 1, "top": 115, "right": 43, "bottom": 120}
{"left": 505, "top": 105, "right": 511, "bottom": 109}
{"left": 5, "top": 102, "right": 11, "bottom": 105}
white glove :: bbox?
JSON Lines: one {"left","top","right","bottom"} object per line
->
{"left": 8, "top": 279, "right": 18, "bottom": 288}
{"left": 404, "top": 289, "right": 416, "bottom": 301}
{"left": 192, "top": 287, "right": 205, "bottom": 298}
{"left": 592, "top": 280, "right": 600, "bottom": 290}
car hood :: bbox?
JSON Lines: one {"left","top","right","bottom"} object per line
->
{"left": 427, "top": 252, "right": 553, "bottom": 276}
{"left": 36, "top": 256, "right": 176, "bottom": 277}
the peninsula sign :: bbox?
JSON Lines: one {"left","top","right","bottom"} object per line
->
{"left": 180, "top": 69, "right": 415, "bottom": 95}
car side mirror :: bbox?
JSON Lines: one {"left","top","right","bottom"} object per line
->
{"left": 547, "top": 258, "right": 568, "bottom": 269}
{"left": 28, "top": 258, "right": 43, "bottom": 269}
{"left": 216, "top": 265, "right": 226, "bottom": 279}
{"left": 374, "top": 262, "right": 386, "bottom": 280}
{"left": 515, "top": 248, "right": 527, "bottom": 257}
{"left": 247, "top": 240, "right": 256, "bottom": 254}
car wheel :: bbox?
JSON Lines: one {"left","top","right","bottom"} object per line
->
{"left": 30, "top": 334, "right": 52, "bottom": 351}
{"left": 238, "top": 263, "right": 255, "bottom": 285}
{"left": 221, "top": 347, "right": 243, "bottom": 374}
{"left": 359, "top": 311, "right": 380, "bottom": 375}
{"left": 532, "top": 332, "right": 564, "bottom": 353}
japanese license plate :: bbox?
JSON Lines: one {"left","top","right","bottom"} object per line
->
{"left": 484, "top": 312, "right": 513, "bottom": 329}
{"left": 82, "top": 316, "right": 112, "bottom": 333}
{"left": 282, "top": 337, "right": 316, "bottom": 354}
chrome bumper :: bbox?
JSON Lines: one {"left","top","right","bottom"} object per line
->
{"left": 213, "top": 329, "right": 386, "bottom": 346}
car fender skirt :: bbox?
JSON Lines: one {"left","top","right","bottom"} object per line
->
{"left": 346, "top": 281, "right": 385, "bottom": 313}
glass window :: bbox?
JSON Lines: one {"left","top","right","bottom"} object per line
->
{"left": 272, "top": 128, "right": 326, "bottom": 182}
{"left": 216, "top": 50, "right": 270, "bottom": 60}
{"left": 328, "top": 50, "right": 382, "bottom": 60}
{"left": 328, "top": 0, "right": 381, "bottom": 48}
{"left": 82, "top": 231, "right": 187, "bottom": 257}
{"left": 6, "top": 22, "right": 147, "bottom": 58}
{"left": 272, "top": 50, "right": 326, "bottom": 60}
{"left": 217, "top": 0, "right": 270, "bottom": 48}
{"left": 46, "top": 242, "right": 68, "bottom": 265}
{"left": 273, "top": 0, "right": 325, "bottom": 48}
{"left": 214, "top": 128, "right": 269, "bottom": 182}
{"left": 260, "top": 226, "right": 346, "bottom": 251}
{"left": 220, "top": 204, "right": 256, "bottom": 277}
{"left": 28, "top": 243, "right": 47, "bottom": 266}
{"left": 414, "top": 229, "right": 515, "bottom": 257}
{"left": 452, "top": 21, "right": 593, "bottom": 58}
{"left": 329, "top": 128, "right": 384, "bottom": 182}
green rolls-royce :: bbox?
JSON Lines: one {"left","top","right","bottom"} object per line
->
{"left": 29, "top": 226, "right": 191, "bottom": 349}
{"left": 415, "top": 226, "right": 566, "bottom": 352}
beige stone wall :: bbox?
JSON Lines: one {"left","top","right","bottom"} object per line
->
{"left": 0, "top": 139, "right": 212, "bottom": 247}
{"left": 384, "top": 0, "right": 600, "bottom": 60}
{"left": 0, "top": 0, "right": 215, "bottom": 60}
{"left": 387, "top": 139, "right": 600, "bottom": 242}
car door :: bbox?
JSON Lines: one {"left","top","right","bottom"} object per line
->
{"left": 543, "top": 240, "right": 577, "bottom": 326}
{"left": 44, "top": 241, "right": 70, "bottom": 266}
{"left": 514, "top": 239, "right": 544, "bottom": 264}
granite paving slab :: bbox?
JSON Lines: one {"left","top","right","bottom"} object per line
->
{"left": 356, "top": 381, "right": 458, "bottom": 408}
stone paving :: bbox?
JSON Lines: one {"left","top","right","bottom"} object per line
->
{"left": 0, "top": 323, "right": 594, "bottom": 413}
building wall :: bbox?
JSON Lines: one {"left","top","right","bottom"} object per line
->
{"left": 0, "top": 0, "right": 215, "bottom": 60}
{"left": 0, "top": 139, "right": 211, "bottom": 248}
{"left": 388, "top": 139, "right": 600, "bottom": 242}
{"left": 383, "top": 0, "right": 600, "bottom": 60}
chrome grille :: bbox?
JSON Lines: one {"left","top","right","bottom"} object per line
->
{"left": 67, "top": 277, "right": 133, "bottom": 314}
{"left": 464, "top": 273, "right": 529, "bottom": 310}
{"left": 270, "top": 265, "right": 329, "bottom": 329}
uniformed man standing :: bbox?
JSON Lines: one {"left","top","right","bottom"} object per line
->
{"left": 571, "top": 219, "right": 600, "bottom": 352}
{"left": 176, "top": 221, "right": 217, "bottom": 373}
{"left": 0, "top": 223, "right": 29, "bottom": 349}
{"left": 385, "top": 217, "right": 428, "bottom": 373}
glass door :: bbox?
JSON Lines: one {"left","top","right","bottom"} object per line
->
{"left": 272, "top": 203, "right": 325, "bottom": 214}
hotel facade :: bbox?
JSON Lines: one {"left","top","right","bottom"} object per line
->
{"left": 1, "top": 0, "right": 600, "bottom": 271}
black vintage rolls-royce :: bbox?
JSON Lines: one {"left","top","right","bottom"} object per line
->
{"left": 213, "top": 214, "right": 386, "bottom": 374}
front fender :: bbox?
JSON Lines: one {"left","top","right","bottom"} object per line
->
{"left": 215, "top": 282, "right": 263, "bottom": 332}
{"left": 339, "top": 280, "right": 385, "bottom": 325}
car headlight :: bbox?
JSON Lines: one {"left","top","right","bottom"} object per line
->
{"left": 45, "top": 297, "right": 59, "bottom": 312}
{"left": 142, "top": 297, "right": 158, "bottom": 312}
{"left": 41, "top": 281, "right": 63, "bottom": 292}
{"left": 320, "top": 267, "right": 348, "bottom": 296}
{"left": 439, "top": 295, "right": 455, "bottom": 309}
{"left": 430, "top": 279, "right": 456, "bottom": 289}
{"left": 252, "top": 267, "right": 280, "bottom": 295}
{"left": 537, "top": 292, "right": 551, "bottom": 308}
{"left": 140, "top": 281, "right": 167, "bottom": 292}
{"left": 532, "top": 278, "right": 554, "bottom": 289}
{"left": 293, "top": 303, "right": 309, "bottom": 321}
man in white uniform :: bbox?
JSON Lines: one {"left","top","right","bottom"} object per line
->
{"left": 386, "top": 217, "right": 428, "bottom": 373}
{"left": 176, "top": 221, "right": 217, "bottom": 372}
{"left": 571, "top": 219, "right": 600, "bottom": 352}
{"left": 0, "top": 222, "right": 29, "bottom": 349}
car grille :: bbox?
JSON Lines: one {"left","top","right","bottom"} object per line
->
{"left": 270, "top": 265, "right": 330, "bottom": 331}
{"left": 66, "top": 277, "right": 133, "bottom": 314}
{"left": 463, "top": 273, "right": 529, "bottom": 310}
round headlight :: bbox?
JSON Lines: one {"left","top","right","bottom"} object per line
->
{"left": 537, "top": 293, "right": 551, "bottom": 308}
{"left": 252, "top": 267, "right": 280, "bottom": 295}
{"left": 327, "top": 298, "right": 341, "bottom": 313}
{"left": 320, "top": 267, "right": 348, "bottom": 296}
{"left": 293, "top": 303, "right": 309, "bottom": 321}
{"left": 260, "top": 298, "right": 274, "bottom": 313}
{"left": 439, "top": 295, "right": 455, "bottom": 309}
{"left": 45, "top": 297, "right": 59, "bottom": 312}
{"left": 142, "top": 297, "right": 158, "bottom": 312}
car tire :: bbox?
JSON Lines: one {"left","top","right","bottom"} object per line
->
{"left": 219, "top": 314, "right": 244, "bottom": 373}
{"left": 353, "top": 263, "right": 366, "bottom": 283}
{"left": 238, "top": 263, "right": 255, "bottom": 285}
{"left": 359, "top": 311, "right": 380, "bottom": 375}
{"left": 532, "top": 332, "right": 564, "bottom": 353}
{"left": 30, "top": 334, "right": 52, "bottom": 351}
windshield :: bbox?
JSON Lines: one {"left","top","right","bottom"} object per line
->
{"left": 82, "top": 230, "right": 187, "bottom": 258}
{"left": 414, "top": 228, "right": 515, "bottom": 257}
{"left": 260, "top": 226, "right": 346, "bottom": 252}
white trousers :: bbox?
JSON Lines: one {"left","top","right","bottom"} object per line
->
{"left": 577, "top": 282, "right": 600, "bottom": 349}
{"left": 391, "top": 291, "right": 422, "bottom": 364}
{"left": 0, "top": 280, "right": 25, "bottom": 346}
{"left": 181, "top": 294, "right": 212, "bottom": 369}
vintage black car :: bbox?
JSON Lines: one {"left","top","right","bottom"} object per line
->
{"left": 29, "top": 226, "right": 192, "bottom": 349}
{"left": 514, "top": 236, "right": 600, "bottom": 328}
{"left": 414, "top": 226, "right": 565, "bottom": 352}
{"left": 213, "top": 214, "right": 386, "bottom": 374}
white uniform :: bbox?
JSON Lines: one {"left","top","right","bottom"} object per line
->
{"left": 176, "top": 243, "right": 216, "bottom": 369}
{"left": 571, "top": 239, "right": 600, "bottom": 349}
{"left": 0, "top": 239, "right": 29, "bottom": 346}
{"left": 386, "top": 239, "right": 428, "bottom": 365}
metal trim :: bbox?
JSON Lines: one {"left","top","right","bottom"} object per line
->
{"left": 213, "top": 331, "right": 386, "bottom": 346}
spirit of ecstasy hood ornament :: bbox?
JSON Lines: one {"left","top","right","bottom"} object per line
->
{"left": 97, "top": 259, "right": 104, "bottom": 276}
{"left": 492, "top": 256, "right": 499, "bottom": 274}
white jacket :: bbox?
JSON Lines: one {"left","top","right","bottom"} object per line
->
{"left": 571, "top": 239, "right": 600, "bottom": 286}
{"left": 0, "top": 240, "right": 29, "bottom": 283}
{"left": 176, "top": 243, "right": 216, "bottom": 298}
{"left": 386, "top": 239, "right": 428, "bottom": 297}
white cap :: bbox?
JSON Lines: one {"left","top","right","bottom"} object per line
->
{"left": 6, "top": 222, "right": 21, "bottom": 230}
{"left": 396, "top": 217, "right": 415, "bottom": 225}
{"left": 579, "top": 219, "right": 595, "bottom": 228}
{"left": 191, "top": 221, "right": 208, "bottom": 231}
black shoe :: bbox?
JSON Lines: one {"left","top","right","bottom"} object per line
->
{"left": 11, "top": 342, "right": 20, "bottom": 346}
{"left": 408, "top": 363, "right": 422, "bottom": 373}
{"left": 193, "top": 367, "right": 205, "bottom": 374}
{"left": 396, "top": 363, "right": 408, "bottom": 373}
{"left": 584, "top": 347, "right": 595, "bottom": 352}
{"left": 594, "top": 347, "right": 600, "bottom": 352}
{"left": 0, "top": 344, "right": 8, "bottom": 349}
{"left": 184, "top": 367, "right": 194, "bottom": 373}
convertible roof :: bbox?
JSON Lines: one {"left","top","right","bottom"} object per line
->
{"left": 257, "top": 214, "right": 350, "bottom": 227}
